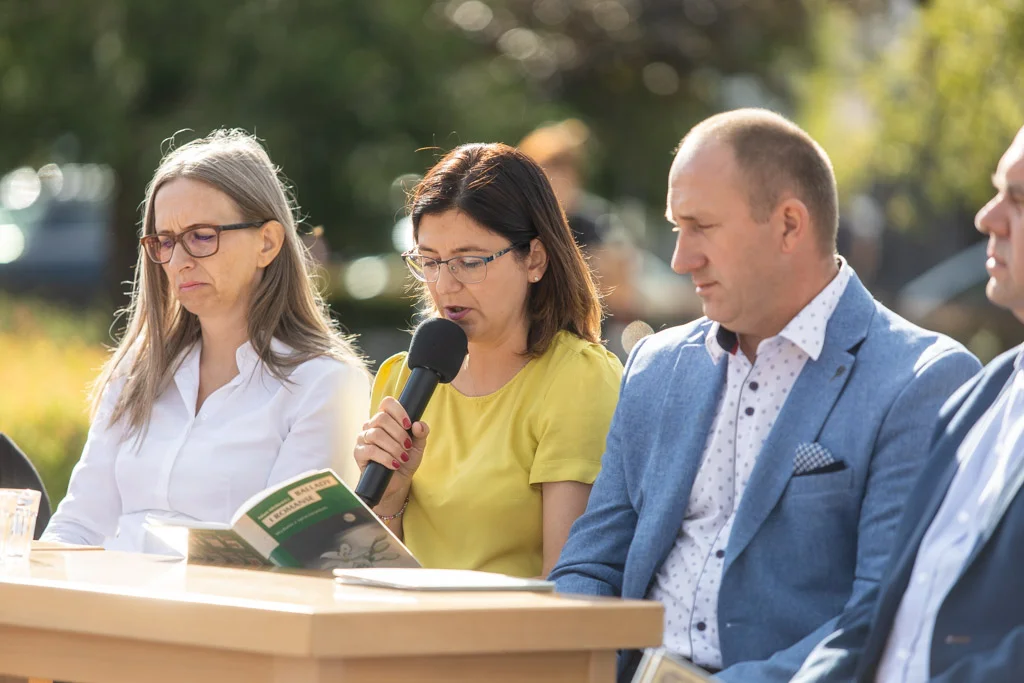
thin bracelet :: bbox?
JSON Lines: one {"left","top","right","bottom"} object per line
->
{"left": 377, "top": 495, "right": 410, "bottom": 522}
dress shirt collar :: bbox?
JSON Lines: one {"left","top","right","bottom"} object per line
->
{"left": 173, "top": 337, "right": 292, "bottom": 414}
{"left": 705, "top": 256, "right": 852, "bottom": 364}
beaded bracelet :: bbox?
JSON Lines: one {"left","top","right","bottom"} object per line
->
{"left": 377, "top": 495, "right": 410, "bottom": 522}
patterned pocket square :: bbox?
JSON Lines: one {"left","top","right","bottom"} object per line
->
{"left": 793, "top": 442, "right": 844, "bottom": 476}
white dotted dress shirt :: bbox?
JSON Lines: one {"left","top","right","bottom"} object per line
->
{"left": 647, "top": 259, "right": 852, "bottom": 669}
{"left": 43, "top": 339, "right": 370, "bottom": 553}
{"left": 875, "top": 352, "right": 1024, "bottom": 683}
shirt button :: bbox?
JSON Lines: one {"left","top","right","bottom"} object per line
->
{"left": 897, "top": 648, "right": 910, "bottom": 661}
{"left": 745, "top": 407, "right": 754, "bottom": 416}
{"left": 915, "top": 572, "right": 929, "bottom": 585}
{"left": 715, "top": 549, "right": 725, "bottom": 559}
{"left": 696, "top": 621, "right": 707, "bottom": 632}
{"left": 749, "top": 381, "right": 759, "bottom": 391}
{"left": 956, "top": 511, "right": 969, "bottom": 524}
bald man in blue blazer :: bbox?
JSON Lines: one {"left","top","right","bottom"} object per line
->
{"left": 550, "top": 110, "right": 980, "bottom": 683}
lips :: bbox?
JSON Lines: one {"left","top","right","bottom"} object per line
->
{"left": 987, "top": 245, "right": 1007, "bottom": 269}
{"left": 178, "top": 281, "right": 206, "bottom": 292}
{"left": 443, "top": 306, "right": 471, "bottom": 321}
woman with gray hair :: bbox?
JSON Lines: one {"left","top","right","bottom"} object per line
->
{"left": 42, "top": 129, "right": 370, "bottom": 553}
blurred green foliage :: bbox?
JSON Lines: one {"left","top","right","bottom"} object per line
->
{"left": 802, "top": 0, "right": 1024, "bottom": 238}
{"left": 0, "top": 0, "right": 814, "bottom": 292}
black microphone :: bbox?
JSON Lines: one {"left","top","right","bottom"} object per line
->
{"left": 355, "top": 318, "right": 468, "bottom": 507}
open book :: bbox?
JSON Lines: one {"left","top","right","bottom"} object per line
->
{"left": 631, "top": 648, "right": 715, "bottom": 683}
{"left": 145, "top": 469, "right": 419, "bottom": 571}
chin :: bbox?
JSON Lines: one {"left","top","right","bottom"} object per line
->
{"left": 174, "top": 295, "right": 214, "bottom": 319}
{"left": 701, "top": 302, "right": 727, "bottom": 324}
{"left": 986, "top": 281, "right": 1018, "bottom": 311}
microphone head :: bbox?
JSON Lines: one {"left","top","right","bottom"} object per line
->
{"left": 407, "top": 318, "right": 468, "bottom": 383}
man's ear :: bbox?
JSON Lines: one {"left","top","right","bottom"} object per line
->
{"left": 775, "top": 197, "right": 812, "bottom": 254}
{"left": 257, "top": 220, "right": 286, "bottom": 267}
{"left": 526, "top": 238, "right": 549, "bottom": 283}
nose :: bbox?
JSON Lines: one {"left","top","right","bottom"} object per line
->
{"left": 670, "top": 227, "right": 706, "bottom": 275}
{"left": 433, "top": 263, "right": 463, "bottom": 295}
{"left": 166, "top": 239, "right": 195, "bottom": 272}
{"left": 976, "top": 192, "right": 1013, "bottom": 241}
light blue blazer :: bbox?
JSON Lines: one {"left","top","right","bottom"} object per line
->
{"left": 550, "top": 273, "right": 981, "bottom": 683}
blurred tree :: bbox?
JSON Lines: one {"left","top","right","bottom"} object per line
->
{"left": 800, "top": 0, "right": 1024, "bottom": 244}
{"left": 0, "top": 0, "right": 561, "bottom": 299}
{"left": 0, "top": 0, "right": 819, "bottom": 303}
{"left": 439, "top": 0, "right": 813, "bottom": 215}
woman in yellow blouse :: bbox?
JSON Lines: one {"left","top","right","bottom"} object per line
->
{"left": 353, "top": 143, "right": 623, "bottom": 578}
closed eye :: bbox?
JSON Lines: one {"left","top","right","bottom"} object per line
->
{"left": 672, "top": 222, "right": 715, "bottom": 232}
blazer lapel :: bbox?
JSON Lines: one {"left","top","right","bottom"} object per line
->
{"left": 641, "top": 325, "right": 728, "bottom": 585}
{"left": 964, "top": 364, "right": 1024, "bottom": 566}
{"left": 863, "top": 355, "right": 1015, "bottom": 662}
{"left": 969, "top": 453, "right": 1024, "bottom": 563}
{"left": 724, "top": 275, "right": 873, "bottom": 568}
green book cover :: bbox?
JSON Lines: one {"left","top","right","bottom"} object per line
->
{"left": 146, "top": 469, "right": 419, "bottom": 571}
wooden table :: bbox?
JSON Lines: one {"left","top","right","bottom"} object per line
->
{"left": 0, "top": 549, "right": 662, "bottom": 682}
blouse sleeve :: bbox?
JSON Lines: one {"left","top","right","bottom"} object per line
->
{"left": 528, "top": 345, "right": 624, "bottom": 486}
{"left": 267, "top": 359, "right": 371, "bottom": 489}
{"left": 369, "top": 353, "right": 409, "bottom": 410}
{"left": 41, "top": 376, "right": 128, "bottom": 546}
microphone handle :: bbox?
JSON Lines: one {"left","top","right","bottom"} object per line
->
{"left": 355, "top": 368, "right": 440, "bottom": 508}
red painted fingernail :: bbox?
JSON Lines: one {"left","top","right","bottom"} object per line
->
{"left": 403, "top": 418, "right": 411, "bottom": 429}
{"left": 400, "top": 452, "right": 409, "bottom": 462}
{"left": 392, "top": 460, "right": 400, "bottom": 469}
{"left": 404, "top": 438, "right": 412, "bottom": 449}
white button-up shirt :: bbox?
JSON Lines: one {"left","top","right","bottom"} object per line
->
{"left": 875, "top": 352, "right": 1024, "bottom": 683}
{"left": 648, "top": 259, "right": 852, "bottom": 669}
{"left": 42, "top": 339, "right": 369, "bottom": 553}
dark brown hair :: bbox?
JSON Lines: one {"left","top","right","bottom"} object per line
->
{"left": 410, "top": 143, "right": 602, "bottom": 357}
{"left": 683, "top": 108, "right": 839, "bottom": 254}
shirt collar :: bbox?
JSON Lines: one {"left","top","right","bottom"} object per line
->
{"left": 705, "top": 256, "right": 852, "bottom": 364}
{"left": 175, "top": 337, "right": 290, "bottom": 391}
{"left": 235, "top": 338, "right": 293, "bottom": 378}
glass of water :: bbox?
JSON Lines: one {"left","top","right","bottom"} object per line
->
{"left": 0, "top": 489, "right": 41, "bottom": 562}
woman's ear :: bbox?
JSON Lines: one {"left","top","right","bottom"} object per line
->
{"left": 257, "top": 220, "right": 286, "bottom": 267}
{"left": 526, "top": 238, "right": 548, "bottom": 283}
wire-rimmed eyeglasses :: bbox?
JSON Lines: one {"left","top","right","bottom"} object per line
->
{"left": 401, "top": 242, "right": 527, "bottom": 284}
{"left": 140, "top": 220, "right": 270, "bottom": 264}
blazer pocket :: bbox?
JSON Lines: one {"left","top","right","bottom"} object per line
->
{"left": 794, "top": 460, "right": 847, "bottom": 476}
{"left": 786, "top": 466, "right": 854, "bottom": 496}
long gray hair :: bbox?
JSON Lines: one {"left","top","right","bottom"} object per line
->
{"left": 95, "top": 129, "right": 365, "bottom": 437}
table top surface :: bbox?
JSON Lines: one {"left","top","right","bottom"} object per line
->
{"left": 0, "top": 548, "right": 662, "bottom": 658}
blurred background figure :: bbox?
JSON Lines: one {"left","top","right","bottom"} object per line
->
{"left": 519, "top": 119, "right": 642, "bottom": 350}
{"left": 518, "top": 119, "right": 602, "bottom": 249}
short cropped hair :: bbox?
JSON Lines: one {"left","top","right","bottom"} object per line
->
{"left": 681, "top": 109, "right": 838, "bottom": 254}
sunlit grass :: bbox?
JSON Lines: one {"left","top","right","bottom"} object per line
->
{"left": 0, "top": 294, "right": 110, "bottom": 504}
